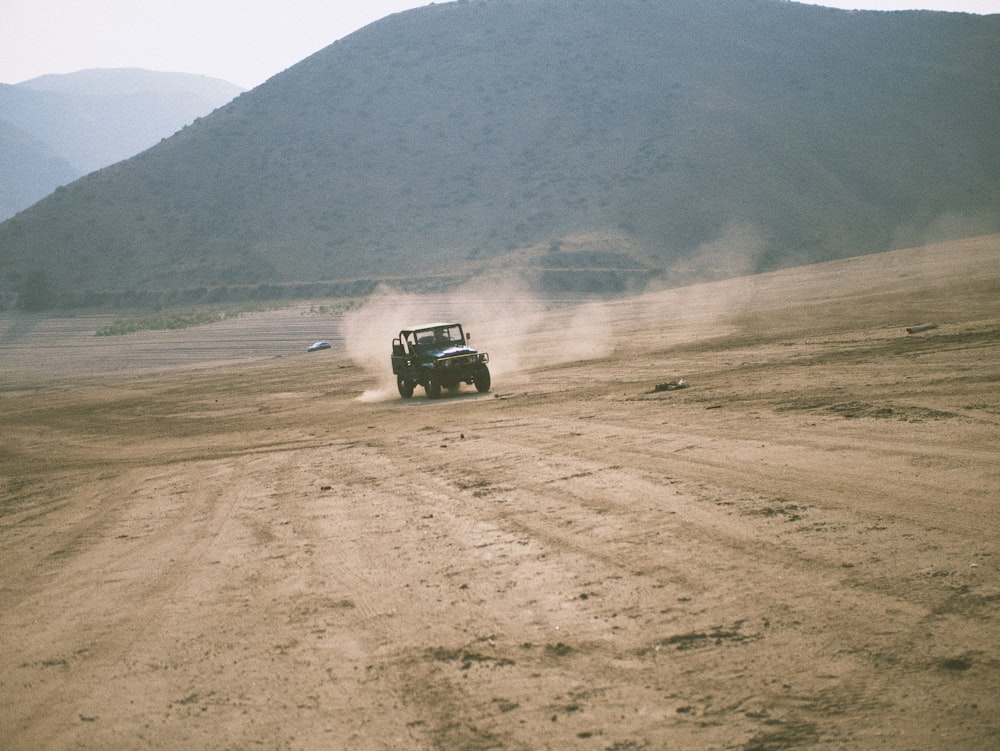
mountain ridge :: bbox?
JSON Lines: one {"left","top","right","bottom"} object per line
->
{"left": 0, "top": 69, "right": 243, "bottom": 221}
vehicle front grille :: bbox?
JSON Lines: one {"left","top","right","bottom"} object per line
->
{"left": 438, "top": 354, "right": 484, "bottom": 367}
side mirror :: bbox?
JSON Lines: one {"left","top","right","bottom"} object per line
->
{"left": 466, "top": 333, "right": 472, "bottom": 342}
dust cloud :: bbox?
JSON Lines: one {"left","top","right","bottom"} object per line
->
{"left": 340, "top": 224, "right": 780, "bottom": 400}
{"left": 892, "top": 210, "right": 1000, "bottom": 252}
{"left": 339, "top": 274, "right": 616, "bottom": 400}
{"left": 341, "top": 222, "right": 787, "bottom": 401}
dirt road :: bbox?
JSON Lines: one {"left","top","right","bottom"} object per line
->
{"left": 2, "top": 237, "right": 998, "bottom": 749}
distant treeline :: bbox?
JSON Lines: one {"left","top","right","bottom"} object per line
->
{"left": 6, "top": 275, "right": 381, "bottom": 312}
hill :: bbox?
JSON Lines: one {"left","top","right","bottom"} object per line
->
{"left": 0, "top": 119, "right": 78, "bottom": 221}
{"left": 0, "top": 69, "right": 243, "bottom": 221}
{"left": 0, "top": 0, "right": 998, "bottom": 310}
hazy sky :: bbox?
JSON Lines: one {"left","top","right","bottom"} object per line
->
{"left": 2, "top": 0, "right": 998, "bottom": 90}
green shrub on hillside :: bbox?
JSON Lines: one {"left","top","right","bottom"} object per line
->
{"left": 95, "top": 309, "right": 241, "bottom": 336}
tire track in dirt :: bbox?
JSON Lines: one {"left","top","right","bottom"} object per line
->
{"left": 1, "top": 440, "right": 431, "bottom": 750}
{"left": 475, "top": 404, "right": 998, "bottom": 626}
{"left": 1, "top": 460, "right": 246, "bottom": 748}
{"left": 316, "top": 432, "right": 703, "bottom": 749}
{"left": 346, "top": 429, "right": 808, "bottom": 744}
{"left": 355, "top": 403, "right": 999, "bottom": 749}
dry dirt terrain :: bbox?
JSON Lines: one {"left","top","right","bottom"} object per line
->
{"left": 1, "top": 236, "right": 998, "bottom": 750}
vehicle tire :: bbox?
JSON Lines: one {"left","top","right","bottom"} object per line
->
{"left": 397, "top": 376, "right": 414, "bottom": 398}
{"left": 425, "top": 373, "right": 442, "bottom": 399}
{"left": 473, "top": 364, "right": 491, "bottom": 393}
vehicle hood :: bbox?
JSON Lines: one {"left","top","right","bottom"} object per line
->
{"left": 426, "top": 345, "right": 478, "bottom": 359}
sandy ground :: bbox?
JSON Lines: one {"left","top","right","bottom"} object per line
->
{"left": 1, "top": 236, "right": 998, "bottom": 750}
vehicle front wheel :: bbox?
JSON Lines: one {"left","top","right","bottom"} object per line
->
{"left": 425, "top": 373, "right": 442, "bottom": 399}
{"left": 473, "top": 364, "right": 491, "bottom": 393}
{"left": 397, "top": 376, "right": 415, "bottom": 398}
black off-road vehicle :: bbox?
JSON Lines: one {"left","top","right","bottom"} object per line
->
{"left": 391, "top": 322, "right": 491, "bottom": 399}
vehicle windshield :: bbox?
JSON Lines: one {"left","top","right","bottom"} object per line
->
{"left": 412, "top": 325, "right": 463, "bottom": 348}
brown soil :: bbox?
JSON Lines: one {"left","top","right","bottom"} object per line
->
{"left": 2, "top": 236, "right": 998, "bottom": 750}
